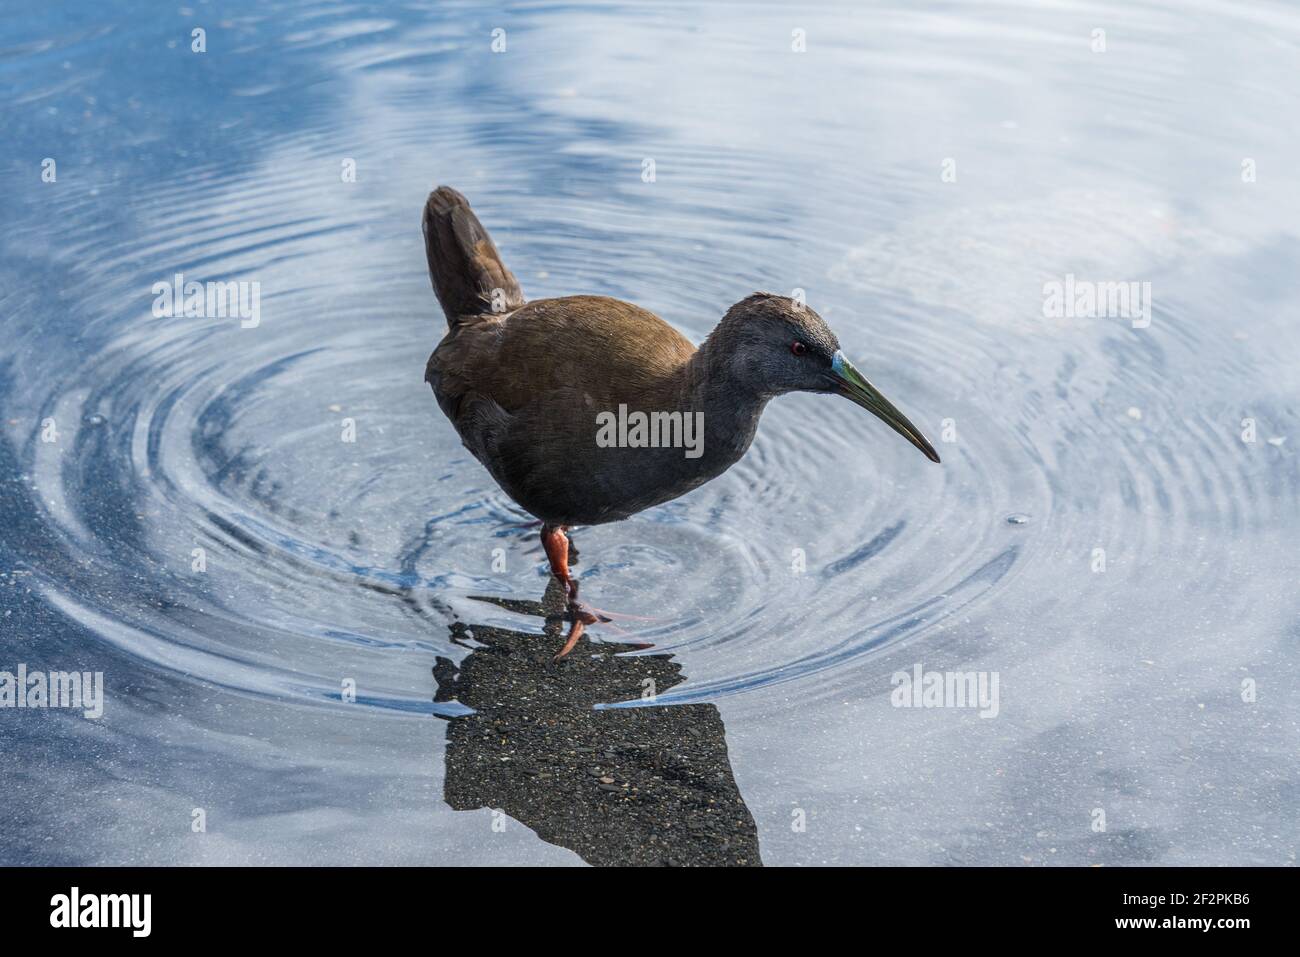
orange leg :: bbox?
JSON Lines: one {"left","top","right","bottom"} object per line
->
{"left": 540, "top": 524, "right": 578, "bottom": 601}
{"left": 540, "top": 525, "right": 606, "bottom": 660}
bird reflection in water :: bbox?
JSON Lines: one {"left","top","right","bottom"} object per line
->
{"left": 432, "top": 578, "right": 761, "bottom": 866}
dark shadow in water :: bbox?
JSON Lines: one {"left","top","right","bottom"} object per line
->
{"left": 432, "top": 579, "right": 761, "bottom": 866}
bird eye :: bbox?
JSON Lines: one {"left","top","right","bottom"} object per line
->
{"left": 791, "top": 341, "right": 807, "bottom": 356}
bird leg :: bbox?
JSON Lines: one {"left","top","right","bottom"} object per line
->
{"left": 540, "top": 523, "right": 579, "bottom": 601}
{"left": 540, "top": 524, "right": 607, "bottom": 659}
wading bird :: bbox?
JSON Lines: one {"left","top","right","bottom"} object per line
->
{"left": 422, "top": 187, "right": 939, "bottom": 658}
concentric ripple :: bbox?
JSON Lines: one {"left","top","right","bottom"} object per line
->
{"left": 3, "top": 0, "right": 1300, "bottom": 866}
{"left": 3, "top": 0, "right": 1297, "bottom": 725}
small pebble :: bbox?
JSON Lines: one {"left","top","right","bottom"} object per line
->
{"left": 1005, "top": 513, "right": 1031, "bottom": 526}
{"left": 1126, "top": 407, "right": 1142, "bottom": 420}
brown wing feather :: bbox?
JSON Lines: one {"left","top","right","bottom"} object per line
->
{"left": 422, "top": 186, "right": 525, "bottom": 326}
{"left": 428, "top": 295, "right": 694, "bottom": 415}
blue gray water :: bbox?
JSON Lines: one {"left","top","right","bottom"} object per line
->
{"left": 2, "top": 0, "right": 1297, "bottom": 865}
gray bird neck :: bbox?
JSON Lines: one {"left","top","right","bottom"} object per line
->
{"left": 669, "top": 339, "right": 771, "bottom": 468}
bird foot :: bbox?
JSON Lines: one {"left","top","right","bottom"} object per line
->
{"left": 560, "top": 580, "right": 608, "bottom": 623}
{"left": 568, "top": 600, "right": 608, "bottom": 626}
{"left": 541, "top": 531, "right": 652, "bottom": 658}
{"left": 552, "top": 586, "right": 611, "bottom": 661}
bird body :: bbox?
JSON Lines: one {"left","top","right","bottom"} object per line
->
{"left": 427, "top": 292, "right": 771, "bottom": 525}
{"left": 421, "top": 185, "right": 937, "bottom": 653}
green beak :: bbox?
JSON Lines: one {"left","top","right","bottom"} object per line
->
{"left": 831, "top": 351, "right": 941, "bottom": 463}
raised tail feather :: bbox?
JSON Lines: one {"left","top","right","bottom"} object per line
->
{"left": 422, "top": 186, "right": 525, "bottom": 326}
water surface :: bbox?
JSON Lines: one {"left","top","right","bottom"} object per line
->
{"left": 2, "top": 0, "right": 1297, "bottom": 865}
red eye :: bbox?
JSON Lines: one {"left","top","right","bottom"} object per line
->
{"left": 791, "top": 341, "right": 807, "bottom": 356}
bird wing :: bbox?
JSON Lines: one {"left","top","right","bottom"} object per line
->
{"left": 429, "top": 295, "right": 696, "bottom": 418}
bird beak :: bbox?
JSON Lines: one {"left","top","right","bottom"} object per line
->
{"left": 830, "top": 351, "right": 941, "bottom": 463}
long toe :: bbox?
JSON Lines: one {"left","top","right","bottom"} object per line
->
{"left": 553, "top": 619, "right": 586, "bottom": 660}
{"left": 580, "top": 606, "right": 657, "bottom": 623}
{"left": 568, "top": 601, "right": 602, "bottom": 625}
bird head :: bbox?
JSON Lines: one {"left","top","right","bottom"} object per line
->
{"left": 710, "top": 293, "right": 940, "bottom": 463}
